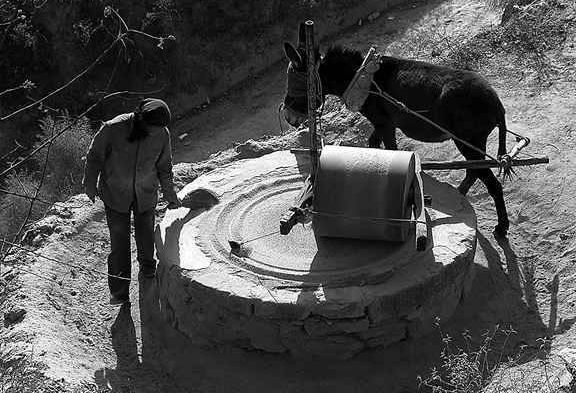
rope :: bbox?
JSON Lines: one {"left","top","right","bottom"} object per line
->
{"left": 287, "top": 62, "right": 524, "bottom": 167}
{"left": 277, "top": 103, "right": 286, "bottom": 134}
{"left": 233, "top": 204, "right": 423, "bottom": 246}
{"left": 0, "top": 239, "right": 131, "bottom": 281}
{"left": 333, "top": 47, "right": 533, "bottom": 168}
{"left": 286, "top": 65, "right": 308, "bottom": 97}
{"left": 308, "top": 210, "right": 425, "bottom": 225}
{"left": 503, "top": 127, "right": 528, "bottom": 140}
{"left": 237, "top": 230, "right": 280, "bottom": 245}
{"left": 369, "top": 82, "right": 501, "bottom": 162}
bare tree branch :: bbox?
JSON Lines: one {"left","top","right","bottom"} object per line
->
{"left": 0, "top": 38, "right": 120, "bottom": 122}
{"left": 10, "top": 111, "right": 55, "bottom": 246}
{"left": 0, "top": 8, "right": 170, "bottom": 122}
{"left": 0, "top": 187, "right": 54, "bottom": 205}
{"left": 0, "top": 83, "right": 28, "bottom": 98}
{"left": 0, "top": 7, "right": 173, "bottom": 260}
{"left": 0, "top": 87, "right": 165, "bottom": 179}
{"left": 0, "top": 141, "right": 23, "bottom": 163}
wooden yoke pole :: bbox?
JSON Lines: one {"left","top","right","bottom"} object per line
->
{"left": 279, "top": 20, "right": 318, "bottom": 235}
{"left": 421, "top": 157, "right": 549, "bottom": 170}
{"left": 305, "top": 20, "right": 319, "bottom": 177}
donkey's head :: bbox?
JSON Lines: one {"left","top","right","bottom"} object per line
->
{"left": 282, "top": 23, "right": 322, "bottom": 127}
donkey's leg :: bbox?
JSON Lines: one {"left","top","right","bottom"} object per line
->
{"left": 455, "top": 140, "right": 509, "bottom": 237}
{"left": 477, "top": 168, "right": 509, "bottom": 237}
{"left": 454, "top": 141, "right": 480, "bottom": 195}
{"left": 458, "top": 174, "right": 477, "bottom": 196}
{"left": 368, "top": 132, "right": 382, "bottom": 148}
{"left": 371, "top": 123, "right": 397, "bottom": 150}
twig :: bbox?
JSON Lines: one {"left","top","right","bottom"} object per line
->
{"left": 0, "top": 84, "right": 26, "bottom": 98}
{"left": 0, "top": 188, "right": 53, "bottom": 206}
{"left": 14, "top": 175, "right": 31, "bottom": 198}
{"left": 105, "top": 45, "right": 122, "bottom": 91}
{"left": 0, "top": 37, "right": 121, "bottom": 122}
{"left": 0, "top": 8, "right": 167, "bottom": 122}
{"left": 0, "top": 141, "right": 23, "bottom": 163}
{"left": 109, "top": 7, "right": 129, "bottom": 32}
{"left": 10, "top": 113, "right": 55, "bottom": 246}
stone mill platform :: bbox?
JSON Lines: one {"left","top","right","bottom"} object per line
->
{"left": 155, "top": 151, "right": 477, "bottom": 359}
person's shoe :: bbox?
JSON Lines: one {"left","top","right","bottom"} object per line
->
{"left": 140, "top": 265, "right": 156, "bottom": 279}
{"left": 109, "top": 295, "right": 130, "bottom": 306}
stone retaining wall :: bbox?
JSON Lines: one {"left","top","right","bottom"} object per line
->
{"left": 157, "top": 247, "right": 475, "bottom": 359}
{"left": 155, "top": 151, "right": 478, "bottom": 359}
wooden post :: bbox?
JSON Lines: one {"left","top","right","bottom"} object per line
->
{"left": 421, "top": 157, "right": 549, "bottom": 171}
{"left": 413, "top": 155, "right": 428, "bottom": 252}
{"left": 305, "top": 20, "right": 319, "bottom": 177}
{"left": 279, "top": 20, "right": 318, "bottom": 236}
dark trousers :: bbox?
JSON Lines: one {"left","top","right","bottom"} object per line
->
{"left": 105, "top": 204, "right": 155, "bottom": 299}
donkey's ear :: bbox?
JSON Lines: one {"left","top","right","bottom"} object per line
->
{"left": 298, "top": 22, "right": 306, "bottom": 47}
{"left": 284, "top": 42, "right": 302, "bottom": 67}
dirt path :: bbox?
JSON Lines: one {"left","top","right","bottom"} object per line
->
{"left": 7, "top": 0, "right": 576, "bottom": 392}
{"left": 171, "top": 0, "right": 498, "bottom": 164}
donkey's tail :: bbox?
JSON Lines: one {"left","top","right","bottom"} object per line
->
{"left": 497, "top": 101, "right": 507, "bottom": 158}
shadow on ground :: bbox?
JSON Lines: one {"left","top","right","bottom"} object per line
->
{"left": 108, "top": 230, "right": 552, "bottom": 393}
{"left": 93, "top": 283, "right": 184, "bottom": 393}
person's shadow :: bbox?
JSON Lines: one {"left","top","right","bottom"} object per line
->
{"left": 93, "top": 303, "right": 140, "bottom": 392}
{"left": 93, "top": 281, "right": 185, "bottom": 393}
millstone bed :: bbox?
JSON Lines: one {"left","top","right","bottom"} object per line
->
{"left": 156, "top": 151, "right": 477, "bottom": 359}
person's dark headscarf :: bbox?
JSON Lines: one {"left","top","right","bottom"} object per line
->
{"left": 128, "top": 98, "right": 171, "bottom": 142}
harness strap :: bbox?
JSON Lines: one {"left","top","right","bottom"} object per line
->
{"left": 342, "top": 47, "right": 381, "bottom": 112}
{"left": 286, "top": 64, "right": 308, "bottom": 97}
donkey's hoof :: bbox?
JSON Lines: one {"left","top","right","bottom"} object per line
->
{"left": 493, "top": 224, "right": 508, "bottom": 238}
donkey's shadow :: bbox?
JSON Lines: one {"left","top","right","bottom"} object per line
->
{"left": 446, "top": 232, "right": 555, "bottom": 357}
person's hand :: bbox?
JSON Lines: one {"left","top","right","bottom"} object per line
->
{"left": 166, "top": 197, "right": 182, "bottom": 210}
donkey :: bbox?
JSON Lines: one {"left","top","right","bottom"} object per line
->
{"left": 282, "top": 24, "right": 511, "bottom": 237}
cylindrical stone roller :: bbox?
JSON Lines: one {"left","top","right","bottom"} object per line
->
{"left": 313, "top": 145, "right": 416, "bottom": 241}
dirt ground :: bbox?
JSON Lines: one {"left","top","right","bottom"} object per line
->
{"left": 4, "top": 0, "right": 576, "bottom": 391}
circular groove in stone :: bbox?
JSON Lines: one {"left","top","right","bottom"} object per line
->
{"left": 188, "top": 163, "right": 473, "bottom": 285}
{"left": 203, "top": 178, "right": 411, "bottom": 283}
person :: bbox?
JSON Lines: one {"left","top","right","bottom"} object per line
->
{"left": 83, "top": 98, "right": 181, "bottom": 305}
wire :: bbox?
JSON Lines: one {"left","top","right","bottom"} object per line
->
{"left": 0, "top": 188, "right": 85, "bottom": 208}
{"left": 9, "top": 264, "right": 64, "bottom": 286}
{"left": 0, "top": 89, "right": 163, "bottom": 180}
{"left": 0, "top": 239, "right": 130, "bottom": 281}
{"left": 5, "top": 260, "right": 69, "bottom": 283}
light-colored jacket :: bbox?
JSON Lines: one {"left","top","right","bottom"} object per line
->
{"left": 83, "top": 113, "right": 179, "bottom": 213}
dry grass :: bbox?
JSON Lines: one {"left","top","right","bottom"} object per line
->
{"left": 33, "top": 114, "right": 94, "bottom": 199}
{"left": 417, "top": 322, "right": 572, "bottom": 393}
{"left": 0, "top": 113, "right": 94, "bottom": 243}
{"left": 389, "top": 0, "right": 572, "bottom": 83}
{"left": 0, "top": 171, "right": 45, "bottom": 240}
